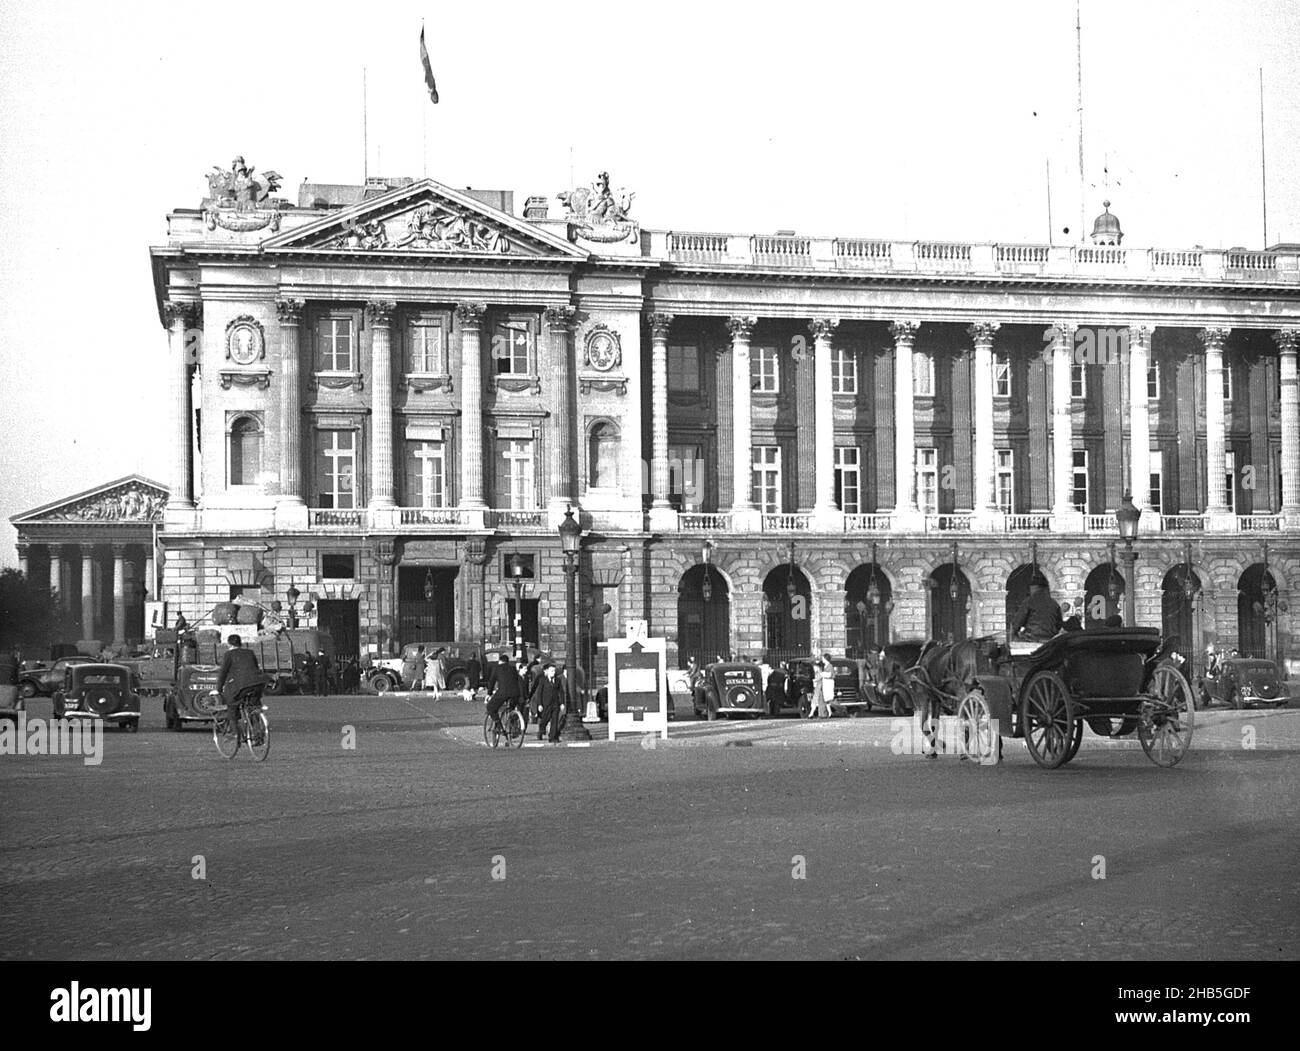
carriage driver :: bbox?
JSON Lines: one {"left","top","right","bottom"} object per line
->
{"left": 1011, "top": 571, "right": 1064, "bottom": 642}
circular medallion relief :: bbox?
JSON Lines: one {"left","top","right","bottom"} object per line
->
{"left": 227, "top": 318, "right": 264, "bottom": 365}
{"left": 587, "top": 330, "right": 620, "bottom": 372}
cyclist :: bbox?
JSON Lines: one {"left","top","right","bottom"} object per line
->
{"left": 486, "top": 653, "right": 522, "bottom": 734}
{"left": 216, "top": 635, "right": 264, "bottom": 708}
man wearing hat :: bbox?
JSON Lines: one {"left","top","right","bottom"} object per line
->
{"left": 1011, "top": 570, "right": 1063, "bottom": 641}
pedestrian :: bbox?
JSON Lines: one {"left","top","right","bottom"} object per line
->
{"left": 765, "top": 661, "right": 788, "bottom": 717}
{"left": 809, "top": 654, "right": 834, "bottom": 718}
{"left": 340, "top": 656, "right": 360, "bottom": 694}
{"left": 531, "top": 663, "right": 564, "bottom": 743}
{"left": 411, "top": 645, "right": 427, "bottom": 692}
{"left": 299, "top": 650, "right": 316, "bottom": 693}
{"left": 313, "top": 650, "right": 332, "bottom": 696}
{"left": 425, "top": 647, "right": 447, "bottom": 692}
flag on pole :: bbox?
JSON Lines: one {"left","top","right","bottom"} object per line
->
{"left": 420, "top": 26, "right": 439, "bottom": 104}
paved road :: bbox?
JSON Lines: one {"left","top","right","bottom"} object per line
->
{"left": 2, "top": 695, "right": 1297, "bottom": 960}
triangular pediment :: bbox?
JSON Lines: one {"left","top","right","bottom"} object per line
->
{"left": 263, "top": 179, "right": 587, "bottom": 260}
{"left": 10, "top": 476, "right": 168, "bottom": 526}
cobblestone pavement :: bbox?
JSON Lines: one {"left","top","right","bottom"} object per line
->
{"left": 2, "top": 695, "right": 1297, "bottom": 960}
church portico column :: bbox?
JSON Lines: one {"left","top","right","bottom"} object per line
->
{"left": 648, "top": 312, "right": 676, "bottom": 531}
{"left": 1200, "top": 327, "right": 1233, "bottom": 530}
{"left": 455, "top": 303, "right": 488, "bottom": 525}
{"left": 889, "top": 321, "right": 923, "bottom": 530}
{"left": 968, "top": 322, "right": 1002, "bottom": 530}
{"left": 727, "top": 316, "right": 759, "bottom": 530}
{"left": 1274, "top": 329, "right": 1300, "bottom": 526}
{"left": 544, "top": 305, "right": 578, "bottom": 522}
{"left": 48, "top": 547, "right": 63, "bottom": 608}
{"left": 275, "top": 298, "right": 307, "bottom": 527}
{"left": 111, "top": 545, "right": 126, "bottom": 647}
{"left": 366, "top": 300, "right": 397, "bottom": 513}
{"left": 16, "top": 543, "right": 28, "bottom": 580}
{"left": 81, "top": 547, "right": 95, "bottom": 640}
{"left": 1050, "top": 322, "right": 1084, "bottom": 531}
{"left": 163, "top": 302, "right": 199, "bottom": 514}
{"left": 1129, "top": 325, "right": 1153, "bottom": 514}
{"left": 809, "top": 318, "right": 841, "bottom": 528}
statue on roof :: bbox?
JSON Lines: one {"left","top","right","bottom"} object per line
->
{"left": 558, "top": 171, "right": 638, "bottom": 244}
{"left": 203, "top": 156, "right": 284, "bottom": 232}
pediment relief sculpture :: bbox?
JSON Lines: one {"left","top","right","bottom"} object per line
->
{"left": 324, "top": 203, "right": 512, "bottom": 254}
{"left": 45, "top": 484, "right": 167, "bottom": 522}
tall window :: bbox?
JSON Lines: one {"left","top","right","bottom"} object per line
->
{"left": 995, "top": 449, "right": 1014, "bottom": 513}
{"left": 409, "top": 319, "right": 446, "bottom": 374}
{"left": 668, "top": 443, "right": 704, "bottom": 510}
{"left": 319, "top": 317, "right": 355, "bottom": 372}
{"left": 834, "top": 446, "right": 861, "bottom": 514}
{"left": 1223, "top": 363, "right": 1233, "bottom": 400}
{"left": 1071, "top": 362, "right": 1087, "bottom": 399}
{"left": 752, "top": 446, "right": 781, "bottom": 514}
{"left": 832, "top": 348, "right": 857, "bottom": 394}
{"left": 494, "top": 317, "right": 535, "bottom": 376}
{"left": 1224, "top": 450, "right": 1236, "bottom": 513}
{"left": 227, "top": 414, "right": 263, "bottom": 488}
{"left": 1072, "top": 449, "right": 1089, "bottom": 512}
{"left": 317, "top": 430, "right": 356, "bottom": 509}
{"left": 913, "top": 350, "right": 934, "bottom": 397}
{"left": 497, "top": 439, "right": 535, "bottom": 509}
{"left": 405, "top": 441, "right": 447, "bottom": 508}
{"left": 751, "top": 346, "right": 780, "bottom": 392}
{"left": 917, "top": 448, "right": 938, "bottom": 514}
{"left": 1149, "top": 451, "right": 1163, "bottom": 515}
{"left": 667, "top": 345, "right": 700, "bottom": 392}
{"left": 1147, "top": 361, "right": 1160, "bottom": 401}
{"left": 993, "top": 352, "right": 1012, "bottom": 398}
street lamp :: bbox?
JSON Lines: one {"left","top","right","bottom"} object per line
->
{"left": 1254, "top": 542, "right": 1289, "bottom": 662}
{"left": 785, "top": 540, "right": 798, "bottom": 600}
{"left": 1182, "top": 541, "right": 1201, "bottom": 678}
{"left": 949, "top": 541, "right": 960, "bottom": 641}
{"left": 701, "top": 539, "right": 714, "bottom": 603}
{"left": 507, "top": 553, "right": 525, "bottom": 659}
{"left": 1115, "top": 492, "right": 1141, "bottom": 626}
{"left": 423, "top": 568, "right": 435, "bottom": 603}
{"left": 557, "top": 506, "right": 589, "bottom": 742}
{"left": 281, "top": 585, "right": 312, "bottom": 629}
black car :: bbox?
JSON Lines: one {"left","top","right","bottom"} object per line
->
{"left": 18, "top": 655, "right": 95, "bottom": 699}
{"left": 1199, "top": 658, "right": 1289, "bottom": 709}
{"left": 52, "top": 662, "right": 141, "bottom": 731}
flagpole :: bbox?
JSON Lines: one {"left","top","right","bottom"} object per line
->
{"left": 422, "top": 21, "right": 428, "bottom": 179}
{"left": 1260, "top": 67, "right": 1268, "bottom": 248}
{"left": 363, "top": 68, "right": 369, "bottom": 184}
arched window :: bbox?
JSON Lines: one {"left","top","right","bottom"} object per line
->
{"left": 228, "top": 414, "right": 264, "bottom": 487}
{"left": 588, "top": 421, "right": 619, "bottom": 489}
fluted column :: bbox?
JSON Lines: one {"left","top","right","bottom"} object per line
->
{"left": 366, "top": 300, "right": 397, "bottom": 509}
{"left": 648, "top": 313, "right": 674, "bottom": 512}
{"left": 163, "top": 302, "right": 199, "bottom": 510}
{"left": 727, "top": 316, "right": 757, "bottom": 518}
{"left": 544, "top": 305, "right": 578, "bottom": 514}
{"left": 1201, "top": 328, "right": 1230, "bottom": 517}
{"left": 1050, "top": 323, "right": 1077, "bottom": 521}
{"left": 144, "top": 554, "right": 155, "bottom": 600}
{"left": 969, "top": 322, "right": 1000, "bottom": 517}
{"left": 890, "top": 321, "right": 919, "bottom": 516}
{"left": 276, "top": 298, "right": 306, "bottom": 507}
{"left": 456, "top": 302, "right": 488, "bottom": 510}
{"left": 1129, "top": 325, "right": 1153, "bottom": 511}
{"left": 81, "top": 547, "right": 95, "bottom": 639}
{"left": 48, "top": 547, "right": 63, "bottom": 607}
{"left": 810, "top": 318, "right": 840, "bottom": 519}
{"left": 1274, "top": 329, "right": 1300, "bottom": 519}
{"left": 111, "top": 545, "right": 126, "bottom": 646}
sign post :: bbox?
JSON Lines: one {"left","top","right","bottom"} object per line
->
{"left": 606, "top": 628, "right": 668, "bottom": 741}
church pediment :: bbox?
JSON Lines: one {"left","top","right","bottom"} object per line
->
{"left": 263, "top": 179, "right": 586, "bottom": 260}
{"left": 10, "top": 477, "right": 168, "bottom": 526}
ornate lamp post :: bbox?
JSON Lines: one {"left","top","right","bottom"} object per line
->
{"left": 949, "top": 541, "right": 960, "bottom": 641}
{"left": 1254, "top": 542, "right": 1288, "bottom": 662}
{"left": 557, "top": 507, "right": 590, "bottom": 742}
{"left": 1181, "top": 541, "right": 1201, "bottom": 676}
{"left": 423, "top": 568, "right": 435, "bottom": 603}
{"left": 507, "top": 554, "right": 525, "bottom": 659}
{"left": 700, "top": 539, "right": 715, "bottom": 661}
{"left": 785, "top": 540, "right": 798, "bottom": 600}
{"left": 1116, "top": 492, "right": 1142, "bottom": 626}
{"left": 280, "top": 585, "right": 313, "bottom": 629}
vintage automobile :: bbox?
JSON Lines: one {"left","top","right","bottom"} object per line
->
{"left": 18, "top": 655, "right": 94, "bottom": 699}
{"left": 367, "top": 641, "right": 485, "bottom": 693}
{"left": 692, "top": 661, "right": 765, "bottom": 719}
{"left": 782, "top": 657, "right": 875, "bottom": 716}
{"left": 1199, "top": 657, "right": 1289, "bottom": 709}
{"left": 51, "top": 662, "right": 141, "bottom": 731}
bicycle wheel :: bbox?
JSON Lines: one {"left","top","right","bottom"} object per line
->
{"left": 213, "top": 710, "right": 240, "bottom": 759}
{"left": 246, "top": 708, "right": 270, "bottom": 762}
{"left": 483, "top": 713, "right": 500, "bottom": 748}
{"left": 503, "top": 708, "right": 525, "bottom": 749}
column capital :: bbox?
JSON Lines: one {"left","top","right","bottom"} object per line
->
{"left": 162, "top": 301, "right": 200, "bottom": 329}
{"left": 455, "top": 301, "right": 487, "bottom": 326}
{"left": 111, "top": 543, "right": 129, "bottom": 559}
{"left": 1047, "top": 321, "right": 1078, "bottom": 348}
{"left": 543, "top": 305, "right": 577, "bottom": 331}
{"left": 15, "top": 542, "right": 29, "bottom": 559}
{"left": 1199, "top": 327, "right": 1231, "bottom": 352}
{"left": 374, "top": 537, "right": 399, "bottom": 567}
{"left": 276, "top": 297, "right": 306, "bottom": 325}
{"left": 726, "top": 315, "right": 757, "bottom": 341}
{"left": 647, "top": 312, "right": 675, "bottom": 341}
{"left": 365, "top": 299, "right": 397, "bottom": 326}
{"left": 807, "top": 317, "right": 840, "bottom": 342}
{"left": 889, "top": 320, "right": 920, "bottom": 344}
{"left": 1127, "top": 324, "right": 1154, "bottom": 348}
{"left": 966, "top": 321, "right": 1001, "bottom": 346}
{"left": 1272, "top": 328, "right": 1300, "bottom": 355}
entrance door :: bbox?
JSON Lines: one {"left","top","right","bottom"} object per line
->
{"left": 317, "top": 599, "right": 360, "bottom": 660}
{"left": 398, "top": 566, "right": 458, "bottom": 642}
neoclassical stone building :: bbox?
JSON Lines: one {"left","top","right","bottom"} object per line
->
{"left": 149, "top": 165, "right": 1300, "bottom": 675}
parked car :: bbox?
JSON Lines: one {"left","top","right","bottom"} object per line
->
{"left": 1199, "top": 658, "right": 1289, "bottom": 709}
{"left": 783, "top": 657, "right": 875, "bottom": 716}
{"left": 18, "top": 655, "right": 95, "bottom": 699}
{"left": 51, "top": 663, "right": 141, "bottom": 731}
{"left": 692, "top": 662, "right": 764, "bottom": 719}
{"left": 368, "top": 641, "right": 484, "bottom": 693}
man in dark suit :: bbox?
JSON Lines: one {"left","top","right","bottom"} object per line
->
{"left": 531, "top": 663, "right": 564, "bottom": 742}
{"left": 1011, "top": 571, "right": 1064, "bottom": 641}
{"left": 216, "top": 635, "right": 264, "bottom": 706}
{"left": 486, "top": 653, "right": 521, "bottom": 733}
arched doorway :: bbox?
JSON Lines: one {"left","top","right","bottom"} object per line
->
{"left": 763, "top": 564, "right": 812, "bottom": 660}
{"left": 1237, "top": 563, "right": 1278, "bottom": 660}
{"left": 845, "top": 563, "right": 892, "bottom": 657}
{"left": 928, "top": 564, "right": 971, "bottom": 642}
{"left": 677, "top": 564, "right": 730, "bottom": 667}
{"left": 1162, "top": 564, "right": 1202, "bottom": 675}
{"left": 1083, "top": 563, "right": 1124, "bottom": 629}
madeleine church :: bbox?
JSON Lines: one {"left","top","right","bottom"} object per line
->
{"left": 142, "top": 159, "right": 1300, "bottom": 672}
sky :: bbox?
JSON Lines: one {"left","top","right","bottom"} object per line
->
{"left": 1, "top": 0, "right": 1297, "bottom": 564}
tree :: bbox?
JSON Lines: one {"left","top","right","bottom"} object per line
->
{"left": 0, "top": 569, "right": 79, "bottom": 655}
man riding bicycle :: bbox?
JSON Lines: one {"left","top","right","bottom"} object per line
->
{"left": 216, "top": 635, "right": 265, "bottom": 709}
{"left": 486, "top": 653, "right": 523, "bottom": 733}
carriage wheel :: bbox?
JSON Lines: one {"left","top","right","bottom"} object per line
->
{"left": 1138, "top": 665, "right": 1195, "bottom": 768}
{"left": 1064, "top": 715, "right": 1084, "bottom": 762}
{"left": 956, "top": 690, "right": 1002, "bottom": 766}
{"left": 1020, "top": 671, "right": 1076, "bottom": 769}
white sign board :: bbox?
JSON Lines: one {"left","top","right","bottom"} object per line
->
{"left": 606, "top": 635, "right": 668, "bottom": 740}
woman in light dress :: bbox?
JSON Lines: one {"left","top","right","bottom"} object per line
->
{"left": 424, "top": 647, "right": 448, "bottom": 692}
{"left": 809, "top": 654, "right": 835, "bottom": 719}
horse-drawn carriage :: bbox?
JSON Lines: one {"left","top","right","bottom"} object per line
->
{"left": 891, "top": 627, "right": 1195, "bottom": 769}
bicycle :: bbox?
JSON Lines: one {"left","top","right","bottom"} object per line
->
{"left": 483, "top": 696, "right": 526, "bottom": 749}
{"left": 211, "top": 683, "right": 270, "bottom": 761}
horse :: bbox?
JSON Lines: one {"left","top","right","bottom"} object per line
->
{"left": 892, "top": 636, "right": 1003, "bottom": 757}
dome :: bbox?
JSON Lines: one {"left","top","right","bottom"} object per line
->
{"left": 1090, "top": 200, "right": 1123, "bottom": 245}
